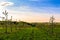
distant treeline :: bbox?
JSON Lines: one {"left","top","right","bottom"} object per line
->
{"left": 0, "top": 21, "right": 60, "bottom": 28}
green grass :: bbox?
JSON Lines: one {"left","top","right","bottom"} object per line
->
{"left": 0, "top": 27, "right": 60, "bottom": 40}
{"left": 0, "top": 21, "right": 60, "bottom": 40}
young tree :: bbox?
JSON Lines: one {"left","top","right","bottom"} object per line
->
{"left": 2, "top": 10, "right": 8, "bottom": 33}
{"left": 49, "top": 16, "right": 55, "bottom": 24}
{"left": 49, "top": 16, "right": 55, "bottom": 35}
{"left": 3, "top": 10, "right": 8, "bottom": 21}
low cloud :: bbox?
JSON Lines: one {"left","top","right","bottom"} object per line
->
{"left": 0, "top": 1, "right": 14, "bottom": 18}
{"left": 0, "top": 2, "right": 14, "bottom": 7}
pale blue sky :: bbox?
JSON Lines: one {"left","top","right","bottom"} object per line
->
{"left": 0, "top": 0, "right": 60, "bottom": 22}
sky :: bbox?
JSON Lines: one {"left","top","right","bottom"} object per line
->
{"left": 0, "top": 0, "right": 60, "bottom": 22}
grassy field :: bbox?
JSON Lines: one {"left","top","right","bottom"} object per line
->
{"left": 0, "top": 21, "right": 60, "bottom": 40}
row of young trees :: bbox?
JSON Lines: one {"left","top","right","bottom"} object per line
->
{"left": 0, "top": 10, "right": 56, "bottom": 34}
{"left": 0, "top": 10, "right": 13, "bottom": 33}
